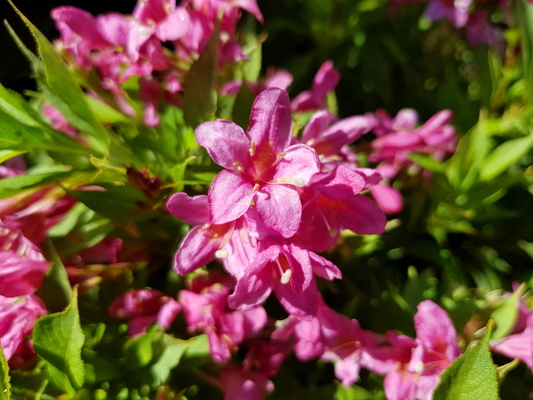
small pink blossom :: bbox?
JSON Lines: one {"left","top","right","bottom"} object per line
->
{"left": 179, "top": 282, "right": 267, "bottom": 363}
{"left": 109, "top": 289, "right": 181, "bottom": 337}
{"left": 196, "top": 88, "right": 320, "bottom": 238}
{"left": 218, "top": 364, "right": 274, "bottom": 400}
{"left": 0, "top": 294, "right": 47, "bottom": 361}
{"left": 291, "top": 60, "right": 340, "bottom": 112}
{"left": 0, "top": 222, "right": 49, "bottom": 297}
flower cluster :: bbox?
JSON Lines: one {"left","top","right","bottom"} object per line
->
{"left": 51, "top": 0, "right": 263, "bottom": 126}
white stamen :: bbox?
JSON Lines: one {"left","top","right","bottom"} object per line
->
{"left": 275, "top": 176, "right": 306, "bottom": 187}
{"left": 249, "top": 140, "right": 256, "bottom": 156}
{"left": 232, "top": 162, "right": 244, "bottom": 172}
{"left": 215, "top": 249, "right": 229, "bottom": 259}
{"left": 280, "top": 269, "right": 292, "bottom": 284}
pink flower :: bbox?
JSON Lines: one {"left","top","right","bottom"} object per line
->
{"left": 196, "top": 88, "right": 320, "bottom": 238}
{"left": 424, "top": 0, "right": 473, "bottom": 27}
{"left": 228, "top": 238, "right": 341, "bottom": 318}
{"left": 291, "top": 60, "right": 340, "bottom": 112}
{"left": 0, "top": 294, "right": 47, "bottom": 361}
{"left": 218, "top": 364, "right": 274, "bottom": 400}
{"left": 42, "top": 104, "right": 76, "bottom": 137}
{"left": 243, "top": 340, "right": 291, "bottom": 377}
{"left": 179, "top": 282, "right": 267, "bottom": 363}
{"left": 167, "top": 193, "right": 260, "bottom": 276}
{"left": 365, "top": 300, "right": 461, "bottom": 400}
{"left": 294, "top": 165, "right": 386, "bottom": 252}
{"left": 109, "top": 289, "right": 181, "bottom": 337}
{"left": 295, "top": 110, "right": 371, "bottom": 171}
{"left": 0, "top": 222, "right": 49, "bottom": 297}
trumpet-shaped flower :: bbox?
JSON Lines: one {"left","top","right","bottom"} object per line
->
{"left": 179, "top": 282, "right": 267, "bottom": 363}
{"left": 109, "top": 289, "right": 181, "bottom": 337}
{"left": 0, "top": 294, "right": 47, "bottom": 361}
{"left": 196, "top": 88, "right": 320, "bottom": 238}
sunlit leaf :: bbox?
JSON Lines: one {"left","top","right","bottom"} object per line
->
{"left": 33, "top": 287, "right": 85, "bottom": 396}
{"left": 433, "top": 320, "right": 499, "bottom": 400}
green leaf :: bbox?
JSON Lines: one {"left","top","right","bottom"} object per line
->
{"left": 433, "top": 319, "right": 499, "bottom": 400}
{"left": 0, "top": 346, "right": 11, "bottom": 400}
{"left": 33, "top": 287, "right": 85, "bottom": 395}
{"left": 408, "top": 153, "right": 445, "bottom": 173}
{"left": 478, "top": 134, "right": 533, "bottom": 180}
{"left": 0, "top": 171, "right": 73, "bottom": 199}
{"left": 183, "top": 21, "right": 220, "bottom": 127}
{"left": 123, "top": 328, "right": 156, "bottom": 370}
{"left": 8, "top": 1, "right": 109, "bottom": 155}
{"left": 490, "top": 283, "right": 526, "bottom": 341}
{"left": 37, "top": 238, "right": 73, "bottom": 313}
{"left": 145, "top": 333, "right": 192, "bottom": 386}
{"left": 67, "top": 184, "right": 162, "bottom": 223}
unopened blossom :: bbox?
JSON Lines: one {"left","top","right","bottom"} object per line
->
{"left": 0, "top": 294, "right": 47, "bottom": 361}
{"left": 179, "top": 282, "right": 267, "bottom": 363}
{"left": 196, "top": 88, "right": 320, "bottom": 238}
{"left": 109, "top": 289, "right": 181, "bottom": 337}
{"left": 222, "top": 69, "right": 293, "bottom": 97}
{"left": 291, "top": 60, "right": 340, "bottom": 112}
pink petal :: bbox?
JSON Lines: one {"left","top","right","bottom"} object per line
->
{"left": 383, "top": 370, "right": 416, "bottom": 400}
{"left": 275, "top": 277, "right": 318, "bottom": 319}
{"left": 309, "top": 251, "right": 342, "bottom": 281}
{"left": 312, "top": 60, "right": 340, "bottom": 99}
{"left": 229, "top": 245, "right": 281, "bottom": 310}
{"left": 302, "top": 110, "right": 335, "bottom": 143}
{"left": 391, "top": 109, "right": 419, "bottom": 131}
{"left": 196, "top": 120, "right": 251, "bottom": 170}
{"left": 156, "top": 7, "right": 190, "bottom": 41}
{"left": 233, "top": 0, "right": 264, "bottom": 23}
{"left": 0, "top": 250, "right": 49, "bottom": 297}
{"left": 255, "top": 185, "right": 301, "bottom": 238}
{"left": 51, "top": 6, "right": 106, "bottom": 45}
{"left": 96, "top": 13, "right": 130, "bottom": 46}
{"left": 265, "top": 70, "right": 293, "bottom": 91}
{"left": 167, "top": 193, "right": 209, "bottom": 225}
{"left": 339, "top": 194, "right": 387, "bottom": 234}
{"left": 370, "top": 184, "right": 403, "bottom": 214}
{"left": 208, "top": 171, "right": 254, "bottom": 224}
{"left": 414, "top": 300, "right": 460, "bottom": 360}
{"left": 174, "top": 225, "right": 226, "bottom": 275}
{"left": 247, "top": 88, "right": 292, "bottom": 162}
{"left": 272, "top": 144, "right": 320, "bottom": 185}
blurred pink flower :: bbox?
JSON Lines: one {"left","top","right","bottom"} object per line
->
{"left": 109, "top": 289, "right": 181, "bottom": 337}
{"left": 0, "top": 294, "right": 47, "bottom": 361}
{"left": 291, "top": 60, "right": 340, "bottom": 112}
{"left": 179, "top": 282, "right": 267, "bottom": 363}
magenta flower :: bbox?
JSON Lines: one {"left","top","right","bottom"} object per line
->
{"left": 196, "top": 88, "right": 320, "bottom": 238}
{"left": 0, "top": 294, "right": 47, "bottom": 361}
{"left": 424, "top": 0, "right": 473, "bottom": 27}
{"left": 109, "top": 289, "right": 181, "bottom": 337}
{"left": 291, "top": 60, "right": 340, "bottom": 112}
{"left": 243, "top": 340, "right": 291, "bottom": 377}
{"left": 167, "top": 193, "right": 260, "bottom": 276}
{"left": 296, "top": 110, "right": 371, "bottom": 171}
{"left": 228, "top": 237, "right": 341, "bottom": 318}
{"left": 294, "top": 165, "right": 386, "bottom": 252}
{"left": 0, "top": 223, "right": 49, "bottom": 298}
{"left": 179, "top": 282, "right": 267, "bottom": 363}
{"left": 218, "top": 364, "right": 274, "bottom": 400}
{"left": 365, "top": 300, "right": 461, "bottom": 400}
